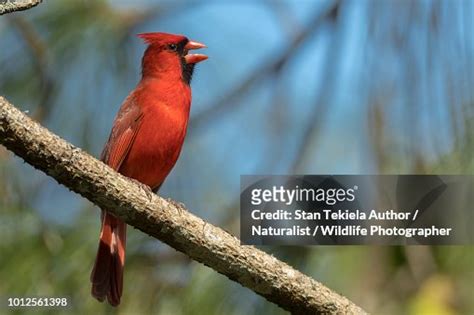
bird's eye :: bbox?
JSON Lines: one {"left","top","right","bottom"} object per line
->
{"left": 168, "top": 44, "right": 178, "bottom": 51}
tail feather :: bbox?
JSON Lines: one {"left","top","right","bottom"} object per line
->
{"left": 91, "top": 211, "right": 127, "bottom": 306}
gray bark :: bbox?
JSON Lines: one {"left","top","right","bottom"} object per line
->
{"left": 0, "top": 0, "right": 42, "bottom": 15}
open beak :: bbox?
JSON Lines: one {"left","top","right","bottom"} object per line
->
{"left": 184, "top": 40, "right": 208, "bottom": 64}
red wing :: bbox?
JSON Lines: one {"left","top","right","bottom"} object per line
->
{"left": 101, "top": 98, "right": 143, "bottom": 171}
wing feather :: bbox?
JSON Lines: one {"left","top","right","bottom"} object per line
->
{"left": 101, "top": 98, "right": 143, "bottom": 171}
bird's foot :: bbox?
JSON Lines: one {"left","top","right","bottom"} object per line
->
{"left": 168, "top": 199, "right": 186, "bottom": 215}
{"left": 130, "top": 178, "right": 154, "bottom": 202}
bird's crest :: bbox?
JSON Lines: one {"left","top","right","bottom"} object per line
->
{"left": 137, "top": 32, "right": 187, "bottom": 46}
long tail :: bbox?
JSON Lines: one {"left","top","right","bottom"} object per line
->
{"left": 90, "top": 211, "right": 127, "bottom": 306}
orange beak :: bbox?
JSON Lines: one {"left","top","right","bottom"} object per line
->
{"left": 184, "top": 40, "right": 208, "bottom": 64}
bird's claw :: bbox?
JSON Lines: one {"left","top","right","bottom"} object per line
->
{"left": 168, "top": 199, "right": 186, "bottom": 215}
{"left": 130, "top": 178, "right": 154, "bottom": 202}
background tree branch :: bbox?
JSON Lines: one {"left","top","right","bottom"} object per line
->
{"left": 0, "top": 97, "right": 367, "bottom": 314}
{"left": 0, "top": 0, "right": 42, "bottom": 15}
{"left": 188, "top": 1, "right": 340, "bottom": 136}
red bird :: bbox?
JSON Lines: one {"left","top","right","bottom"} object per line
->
{"left": 90, "top": 32, "right": 207, "bottom": 306}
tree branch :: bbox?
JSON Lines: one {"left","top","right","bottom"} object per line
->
{"left": 0, "top": 97, "right": 367, "bottom": 314}
{"left": 0, "top": 0, "right": 42, "bottom": 15}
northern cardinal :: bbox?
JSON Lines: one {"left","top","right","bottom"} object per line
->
{"left": 90, "top": 32, "right": 207, "bottom": 306}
